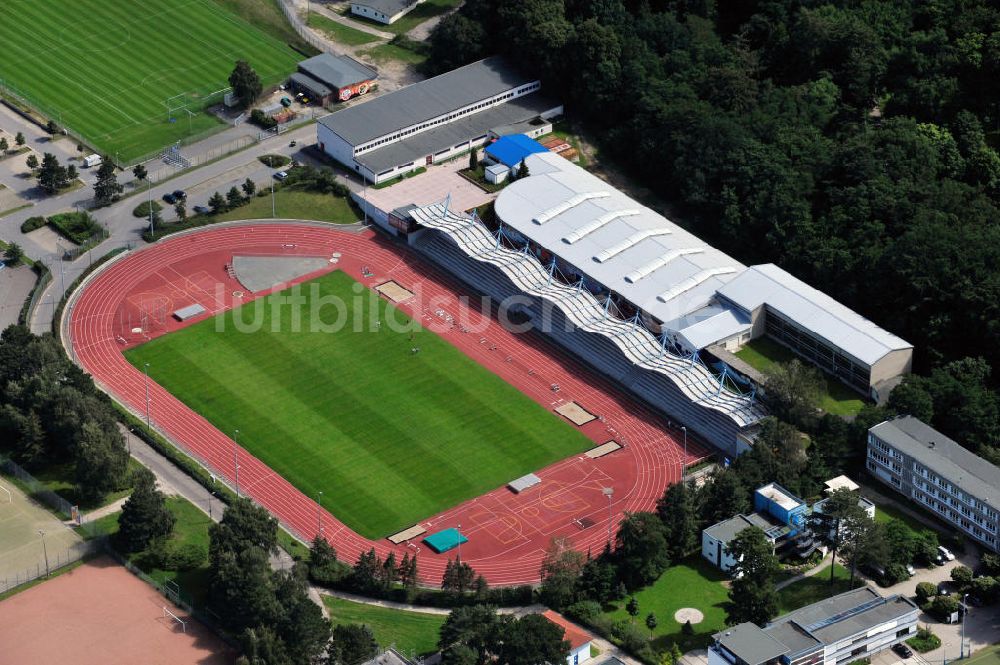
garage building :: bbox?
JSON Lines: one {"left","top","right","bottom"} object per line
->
{"left": 316, "top": 57, "right": 562, "bottom": 183}
{"left": 351, "top": 0, "right": 422, "bottom": 25}
{"left": 292, "top": 54, "right": 378, "bottom": 105}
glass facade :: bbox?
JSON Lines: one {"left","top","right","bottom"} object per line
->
{"left": 764, "top": 308, "right": 871, "bottom": 393}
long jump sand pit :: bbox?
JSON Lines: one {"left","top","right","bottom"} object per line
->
{"left": 0, "top": 557, "right": 231, "bottom": 665}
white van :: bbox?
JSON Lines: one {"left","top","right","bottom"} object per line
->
{"left": 83, "top": 154, "right": 102, "bottom": 168}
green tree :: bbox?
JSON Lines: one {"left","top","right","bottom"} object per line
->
{"left": 493, "top": 613, "right": 570, "bottom": 665}
{"left": 951, "top": 565, "right": 974, "bottom": 590}
{"left": 615, "top": 512, "right": 670, "bottom": 589}
{"left": 229, "top": 60, "right": 263, "bottom": 109}
{"left": 626, "top": 596, "right": 639, "bottom": 623}
{"left": 350, "top": 548, "right": 382, "bottom": 595}
{"left": 74, "top": 421, "right": 129, "bottom": 504}
{"left": 3, "top": 242, "right": 24, "bottom": 265}
{"left": 442, "top": 557, "right": 476, "bottom": 595}
{"left": 438, "top": 604, "right": 500, "bottom": 655}
{"left": 0, "top": 403, "right": 44, "bottom": 463}
{"left": 273, "top": 566, "right": 330, "bottom": 664}
{"left": 210, "top": 545, "right": 279, "bottom": 632}
{"left": 656, "top": 480, "right": 699, "bottom": 560}
{"left": 227, "top": 185, "right": 244, "bottom": 209}
{"left": 763, "top": 360, "right": 825, "bottom": 428}
{"left": 37, "top": 152, "right": 68, "bottom": 193}
{"left": 575, "top": 550, "right": 618, "bottom": 604}
{"left": 441, "top": 644, "right": 479, "bottom": 665}
{"left": 701, "top": 471, "right": 749, "bottom": 526}
{"left": 14, "top": 132, "right": 25, "bottom": 148}
{"left": 886, "top": 378, "right": 934, "bottom": 421}
{"left": 25, "top": 153, "right": 38, "bottom": 171}
{"left": 174, "top": 201, "right": 187, "bottom": 221}
{"left": 45, "top": 120, "right": 58, "bottom": 134}
{"left": 240, "top": 625, "right": 292, "bottom": 665}
{"left": 469, "top": 148, "right": 479, "bottom": 171}
{"left": 839, "top": 513, "right": 889, "bottom": 584}
{"left": 516, "top": 159, "right": 529, "bottom": 179}
{"left": 726, "top": 527, "right": 779, "bottom": 626}
{"left": 308, "top": 535, "right": 341, "bottom": 585}
{"left": 208, "top": 191, "right": 227, "bottom": 214}
{"left": 0, "top": 137, "right": 8, "bottom": 155}
{"left": 66, "top": 164, "right": 78, "bottom": 181}
{"left": 132, "top": 164, "right": 147, "bottom": 182}
{"left": 210, "top": 498, "right": 279, "bottom": 561}
{"left": 93, "top": 157, "right": 123, "bottom": 205}
{"left": 539, "top": 538, "right": 585, "bottom": 610}
{"left": 397, "top": 551, "right": 419, "bottom": 591}
{"left": 646, "top": 612, "right": 658, "bottom": 638}
{"left": 329, "top": 623, "right": 377, "bottom": 665}
{"left": 915, "top": 582, "right": 937, "bottom": 604}
{"left": 242, "top": 177, "right": 257, "bottom": 198}
{"left": 117, "top": 467, "right": 175, "bottom": 553}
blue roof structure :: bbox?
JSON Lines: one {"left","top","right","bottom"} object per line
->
{"left": 485, "top": 134, "right": 547, "bottom": 168}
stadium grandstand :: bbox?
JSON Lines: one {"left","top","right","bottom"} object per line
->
{"left": 403, "top": 152, "right": 912, "bottom": 455}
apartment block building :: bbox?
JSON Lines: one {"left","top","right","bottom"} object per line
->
{"left": 709, "top": 587, "right": 919, "bottom": 665}
{"left": 867, "top": 416, "right": 1000, "bottom": 552}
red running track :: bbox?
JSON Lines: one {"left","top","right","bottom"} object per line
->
{"left": 69, "top": 224, "right": 705, "bottom": 585}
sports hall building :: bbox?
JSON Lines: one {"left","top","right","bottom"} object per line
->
{"left": 316, "top": 57, "right": 562, "bottom": 184}
{"left": 400, "top": 152, "right": 912, "bottom": 455}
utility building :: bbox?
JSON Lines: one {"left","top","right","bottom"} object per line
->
{"left": 316, "top": 57, "right": 562, "bottom": 184}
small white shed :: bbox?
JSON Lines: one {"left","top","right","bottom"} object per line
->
{"left": 485, "top": 163, "right": 509, "bottom": 185}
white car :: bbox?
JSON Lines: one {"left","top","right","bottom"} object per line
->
{"left": 938, "top": 545, "right": 956, "bottom": 562}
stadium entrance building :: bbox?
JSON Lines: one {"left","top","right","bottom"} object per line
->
{"left": 292, "top": 54, "right": 378, "bottom": 105}
{"left": 316, "top": 57, "right": 562, "bottom": 184}
{"left": 401, "top": 152, "right": 912, "bottom": 455}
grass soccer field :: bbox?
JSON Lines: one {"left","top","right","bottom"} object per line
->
{"left": 0, "top": 0, "right": 301, "bottom": 162}
{"left": 125, "top": 271, "right": 592, "bottom": 539}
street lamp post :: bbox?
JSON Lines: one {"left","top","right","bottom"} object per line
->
{"left": 271, "top": 177, "right": 275, "bottom": 218}
{"left": 233, "top": 429, "right": 241, "bottom": 497}
{"left": 127, "top": 427, "right": 133, "bottom": 455}
{"left": 457, "top": 523, "right": 462, "bottom": 561}
{"left": 38, "top": 530, "right": 49, "bottom": 577}
{"left": 603, "top": 487, "right": 614, "bottom": 549}
{"left": 143, "top": 363, "right": 151, "bottom": 431}
{"left": 961, "top": 593, "right": 968, "bottom": 659}
{"left": 681, "top": 425, "right": 688, "bottom": 478}
{"left": 316, "top": 490, "right": 324, "bottom": 536}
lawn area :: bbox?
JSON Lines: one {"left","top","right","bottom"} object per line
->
{"left": 603, "top": 557, "right": 730, "bottom": 652}
{"left": 362, "top": 42, "right": 428, "bottom": 66}
{"left": 210, "top": 0, "right": 318, "bottom": 54}
{"left": 124, "top": 271, "right": 593, "bottom": 538}
{"left": 323, "top": 595, "right": 445, "bottom": 656}
{"left": 734, "top": 337, "right": 866, "bottom": 417}
{"left": 307, "top": 13, "right": 379, "bottom": 46}
{"left": 967, "top": 643, "right": 1000, "bottom": 665}
{"left": 215, "top": 189, "right": 362, "bottom": 223}
{"left": 83, "top": 497, "right": 213, "bottom": 607}
{"left": 874, "top": 504, "right": 926, "bottom": 537}
{"left": 777, "top": 561, "right": 861, "bottom": 613}
{"left": 0, "top": 0, "right": 300, "bottom": 162}
{"left": 352, "top": 0, "right": 462, "bottom": 35}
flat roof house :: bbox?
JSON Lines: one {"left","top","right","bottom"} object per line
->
{"left": 710, "top": 587, "right": 919, "bottom": 665}
{"left": 316, "top": 57, "right": 562, "bottom": 184}
{"left": 867, "top": 416, "right": 1000, "bottom": 552}
{"left": 351, "top": 0, "right": 421, "bottom": 25}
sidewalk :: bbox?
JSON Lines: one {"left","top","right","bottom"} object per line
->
{"left": 775, "top": 553, "right": 834, "bottom": 591}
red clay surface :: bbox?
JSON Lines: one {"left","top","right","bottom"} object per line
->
{"left": 69, "top": 224, "right": 705, "bottom": 585}
{"left": 0, "top": 557, "right": 231, "bottom": 665}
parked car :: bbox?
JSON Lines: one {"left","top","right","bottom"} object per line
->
{"left": 893, "top": 643, "right": 914, "bottom": 659}
{"left": 273, "top": 171, "right": 288, "bottom": 181}
{"left": 172, "top": 190, "right": 186, "bottom": 200}
{"left": 938, "top": 546, "right": 956, "bottom": 562}
{"left": 162, "top": 192, "right": 177, "bottom": 204}
{"left": 193, "top": 205, "right": 209, "bottom": 215}
{"left": 289, "top": 140, "right": 297, "bottom": 147}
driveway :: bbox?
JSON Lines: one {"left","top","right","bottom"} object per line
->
{"left": 0, "top": 263, "right": 36, "bottom": 329}
{"left": 361, "top": 158, "right": 495, "bottom": 216}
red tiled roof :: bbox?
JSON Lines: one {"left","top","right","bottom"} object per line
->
{"left": 542, "top": 610, "right": 593, "bottom": 650}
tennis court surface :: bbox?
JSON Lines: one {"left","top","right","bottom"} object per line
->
{"left": 0, "top": 557, "right": 231, "bottom": 665}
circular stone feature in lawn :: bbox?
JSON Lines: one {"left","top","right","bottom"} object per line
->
{"left": 675, "top": 608, "right": 705, "bottom": 624}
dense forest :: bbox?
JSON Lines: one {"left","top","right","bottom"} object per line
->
{"left": 428, "top": 0, "right": 1000, "bottom": 455}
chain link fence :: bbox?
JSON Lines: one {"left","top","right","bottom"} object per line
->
{"left": 278, "top": 0, "right": 336, "bottom": 54}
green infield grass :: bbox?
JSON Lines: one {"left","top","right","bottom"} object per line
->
{"left": 0, "top": 0, "right": 301, "bottom": 162}
{"left": 125, "top": 271, "right": 592, "bottom": 538}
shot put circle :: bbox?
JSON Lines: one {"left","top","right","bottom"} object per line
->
{"left": 674, "top": 608, "right": 704, "bottom": 624}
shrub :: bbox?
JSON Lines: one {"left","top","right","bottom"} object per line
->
{"left": 132, "top": 200, "right": 162, "bottom": 218}
{"left": 906, "top": 628, "right": 942, "bottom": 653}
{"left": 47, "top": 212, "right": 102, "bottom": 244}
{"left": 565, "top": 600, "right": 602, "bottom": 623}
{"left": 951, "top": 565, "right": 974, "bottom": 588}
{"left": 250, "top": 109, "right": 277, "bottom": 129}
{"left": 928, "top": 594, "right": 960, "bottom": 621}
{"left": 915, "top": 582, "right": 937, "bottom": 603}
{"left": 168, "top": 543, "right": 207, "bottom": 571}
{"left": 258, "top": 154, "right": 290, "bottom": 168}
{"left": 20, "top": 216, "right": 46, "bottom": 233}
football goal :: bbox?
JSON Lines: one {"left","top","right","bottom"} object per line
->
{"left": 162, "top": 606, "right": 187, "bottom": 633}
